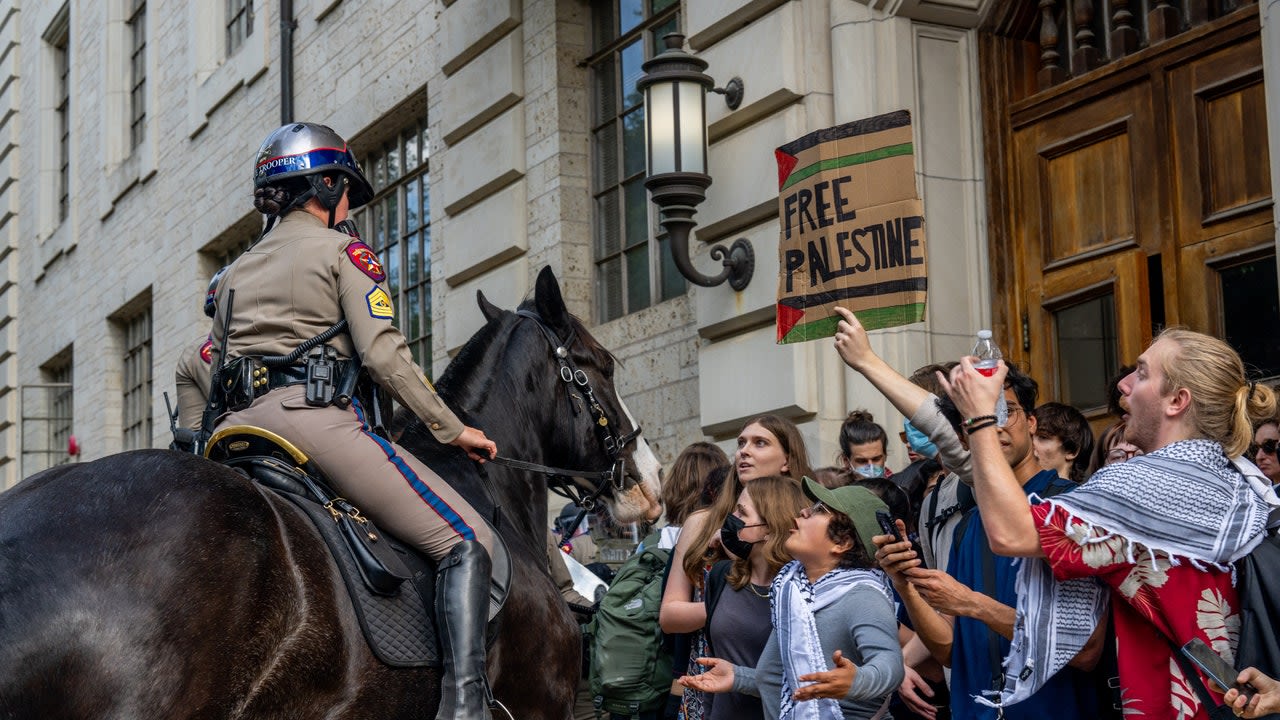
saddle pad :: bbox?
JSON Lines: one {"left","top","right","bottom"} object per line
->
{"left": 282, "top": 493, "right": 441, "bottom": 667}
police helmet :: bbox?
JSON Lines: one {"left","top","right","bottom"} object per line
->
{"left": 253, "top": 122, "right": 374, "bottom": 212}
{"left": 557, "top": 502, "right": 589, "bottom": 536}
{"left": 204, "top": 266, "right": 228, "bottom": 318}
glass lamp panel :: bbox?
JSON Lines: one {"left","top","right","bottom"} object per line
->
{"left": 646, "top": 82, "right": 676, "bottom": 175}
{"left": 677, "top": 81, "right": 706, "bottom": 173}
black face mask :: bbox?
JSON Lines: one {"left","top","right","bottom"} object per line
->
{"left": 720, "top": 514, "right": 764, "bottom": 560}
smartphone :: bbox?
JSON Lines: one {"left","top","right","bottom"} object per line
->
{"left": 1180, "top": 638, "right": 1255, "bottom": 701}
{"left": 875, "top": 509, "right": 900, "bottom": 540}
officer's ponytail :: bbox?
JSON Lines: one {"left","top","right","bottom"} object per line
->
{"left": 254, "top": 185, "right": 292, "bottom": 215}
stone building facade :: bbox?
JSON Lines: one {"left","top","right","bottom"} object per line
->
{"left": 0, "top": 0, "right": 1276, "bottom": 491}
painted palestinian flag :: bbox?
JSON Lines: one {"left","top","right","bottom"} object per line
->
{"left": 775, "top": 110, "right": 927, "bottom": 344}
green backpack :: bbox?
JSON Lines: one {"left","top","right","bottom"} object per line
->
{"left": 584, "top": 533, "right": 673, "bottom": 718}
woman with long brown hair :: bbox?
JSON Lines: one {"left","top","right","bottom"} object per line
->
{"left": 659, "top": 416, "right": 812, "bottom": 719}
{"left": 699, "top": 475, "right": 809, "bottom": 720}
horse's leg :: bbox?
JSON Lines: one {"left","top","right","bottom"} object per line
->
{"left": 490, "top": 557, "right": 580, "bottom": 720}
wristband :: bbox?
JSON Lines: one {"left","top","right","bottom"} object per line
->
{"left": 964, "top": 414, "right": 997, "bottom": 428}
{"left": 965, "top": 420, "right": 998, "bottom": 435}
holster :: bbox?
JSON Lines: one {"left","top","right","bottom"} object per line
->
{"left": 305, "top": 345, "right": 339, "bottom": 407}
{"left": 217, "top": 356, "right": 267, "bottom": 412}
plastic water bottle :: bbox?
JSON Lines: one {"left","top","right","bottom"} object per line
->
{"left": 973, "top": 330, "right": 1009, "bottom": 426}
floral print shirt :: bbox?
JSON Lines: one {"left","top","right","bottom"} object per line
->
{"left": 1033, "top": 501, "right": 1237, "bottom": 719}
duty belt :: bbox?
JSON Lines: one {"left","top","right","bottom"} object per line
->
{"left": 268, "top": 365, "right": 310, "bottom": 389}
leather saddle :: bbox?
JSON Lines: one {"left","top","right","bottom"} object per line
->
{"left": 205, "top": 425, "right": 512, "bottom": 666}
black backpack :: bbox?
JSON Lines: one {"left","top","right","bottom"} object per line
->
{"left": 1230, "top": 461, "right": 1280, "bottom": 687}
{"left": 1230, "top": 529, "right": 1280, "bottom": 718}
{"left": 1168, "top": 459, "right": 1280, "bottom": 720}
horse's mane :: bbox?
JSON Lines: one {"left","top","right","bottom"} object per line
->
{"left": 391, "top": 294, "right": 618, "bottom": 458}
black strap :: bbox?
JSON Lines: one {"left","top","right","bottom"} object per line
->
{"left": 978, "top": 517, "right": 1005, "bottom": 690}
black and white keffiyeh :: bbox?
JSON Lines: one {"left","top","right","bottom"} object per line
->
{"left": 980, "top": 440, "right": 1279, "bottom": 709}
{"left": 772, "top": 560, "right": 892, "bottom": 720}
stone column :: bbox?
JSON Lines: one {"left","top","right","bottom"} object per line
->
{"left": 1261, "top": 0, "right": 1280, "bottom": 279}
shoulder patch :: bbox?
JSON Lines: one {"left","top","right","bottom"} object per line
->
{"left": 346, "top": 242, "right": 386, "bottom": 282}
{"left": 365, "top": 287, "right": 394, "bottom": 319}
{"left": 199, "top": 337, "right": 213, "bottom": 364}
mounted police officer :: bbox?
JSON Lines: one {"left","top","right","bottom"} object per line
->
{"left": 209, "top": 122, "right": 499, "bottom": 720}
{"left": 170, "top": 268, "right": 224, "bottom": 453}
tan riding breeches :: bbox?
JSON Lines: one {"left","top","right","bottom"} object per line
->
{"left": 219, "top": 385, "right": 493, "bottom": 561}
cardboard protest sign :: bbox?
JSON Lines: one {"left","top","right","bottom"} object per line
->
{"left": 774, "top": 110, "right": 927, "bottom": 344}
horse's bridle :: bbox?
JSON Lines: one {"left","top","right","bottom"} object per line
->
{"left": 486, "top": 309, "right": 642, "bottom": 525}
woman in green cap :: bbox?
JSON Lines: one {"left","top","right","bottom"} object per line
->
{"left": 681, "top": 477, "right": 904, "bottom": 719}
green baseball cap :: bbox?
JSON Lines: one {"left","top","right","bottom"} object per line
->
{"left": 802, "top": 476, "right": 889, "bottom": 559}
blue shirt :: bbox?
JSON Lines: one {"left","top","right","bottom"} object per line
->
{"left": 947, "top": 469, "right": 1098, "bottom": 720}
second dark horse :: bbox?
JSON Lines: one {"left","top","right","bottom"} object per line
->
{"left": 0, "top": 267, "right": 663, "bottom": 719}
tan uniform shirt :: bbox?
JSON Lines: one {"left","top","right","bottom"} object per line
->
{"left": 174, "top": 334, "right": 213, "bottom": 429}
{"left": 211, "top": 211, "right": 464, "bottom": 442}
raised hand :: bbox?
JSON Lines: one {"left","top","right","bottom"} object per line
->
{"left": 873, "top": 519, "right": 920, "bottom": 589}
{"left": 937, "top": 357, "right": 1006, "bottom": 422}
{"left": 832, "top": 307, "right": 877, "bottom": 372}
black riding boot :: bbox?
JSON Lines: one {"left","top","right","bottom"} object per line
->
{"left": 436, "top": 540, "right": 493, "bottom": 720}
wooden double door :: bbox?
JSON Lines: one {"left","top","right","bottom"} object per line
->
{"left": 982, "top": 4, "right": 1276, "bottom": 421}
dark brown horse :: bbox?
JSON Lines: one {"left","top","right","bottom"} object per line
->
{"left": 0, "top": 267, "right": 662, "bottom": 719}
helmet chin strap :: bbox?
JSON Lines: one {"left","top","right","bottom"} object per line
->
{"left": 307, "top": 174, "right": 348, "bottom": 228}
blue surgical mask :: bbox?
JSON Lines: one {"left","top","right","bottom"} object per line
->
{"left": 903, "top": 420, "right": 939, "bottom": 460}
{"left": 853, "top": 463, "right": 886, "bottom": 479}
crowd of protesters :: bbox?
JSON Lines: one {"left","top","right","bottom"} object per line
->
{"left": 551, "top": 306, "right": 1280, "bottom": 720}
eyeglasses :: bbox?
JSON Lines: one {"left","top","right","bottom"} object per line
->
{"left": 996, "top": 404, "right": 1025, "bottom": 428}
{"left": 1250, "top": 439, "right": 1279, "bottom": 457}
{"left": 1105, "top": 446, "right": 1142, "bottom": 464}
{"left": 798, "top": 502, "right": 829, "bottom": 519}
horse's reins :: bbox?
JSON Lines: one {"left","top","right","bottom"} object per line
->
{"left": 485, "top": 309, "right": 642, "bottom": 538}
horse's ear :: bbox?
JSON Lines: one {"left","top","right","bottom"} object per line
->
{"left": 533, "top": 266, "right": 571, "bottom": 334}
{"left": 477, "top": 290, "right": 503, "bottom": 323}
